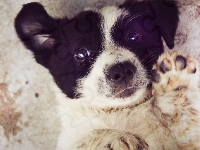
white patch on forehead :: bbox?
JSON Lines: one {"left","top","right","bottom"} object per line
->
{"left": 100, "top": 6, "right": 123, "bottom": 42}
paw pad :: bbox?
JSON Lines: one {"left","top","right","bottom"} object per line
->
{"left": 175, "top": 55, "right": 186, "bottom": 71}
{"left": 159, "top": 58, "right": 172, "bottom": 73}
{"left": 152, "top": 51, "right": 198, "bottom": 94}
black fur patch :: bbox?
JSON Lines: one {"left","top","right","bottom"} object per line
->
{"left": 112, "top": 1, "right": 179, "bottom": 71}
{"left": 15, "top": 3, "right": 102, "bottom": 98}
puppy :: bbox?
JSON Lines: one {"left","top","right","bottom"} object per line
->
{"left": 15, "top": 0, "right": 179, "bottom": 98}
{"left": 13, "top": 1, "right": 181, "bottom": 149}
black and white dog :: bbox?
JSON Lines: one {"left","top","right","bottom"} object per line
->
{"left": 14, "top": 0, "right": 182, "bottom": 149}
{"left": 15, "top": 0, "right": 178, "bottom": 99}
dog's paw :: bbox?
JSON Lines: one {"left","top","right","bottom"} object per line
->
{"left": 78, "top": 129, "right": 148, "bottom": 150}
{"left": 152, "top": 50, "right": 199, "bottom": 97}
{"left": 103, "top": 134, "right": 148, "bottom": 150}
{"left": 152, "top": 51, "right": 200, "bottom": 150}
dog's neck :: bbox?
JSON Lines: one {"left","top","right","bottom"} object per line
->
{"left": 76, "top": 87, "right": 153, "bottom": 114}
{"left": 101, "top": 93, "right": 153, "bottom": 114}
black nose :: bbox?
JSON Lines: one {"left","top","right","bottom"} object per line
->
{"left": 107, "top": 62, "right": 136, "bottom": 83}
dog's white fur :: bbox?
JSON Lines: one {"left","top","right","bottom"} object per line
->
{"left": 1, "top": 1, "right": 200, "bottom": 150}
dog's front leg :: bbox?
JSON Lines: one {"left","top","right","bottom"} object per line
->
{"left": 152, "top": 50, "right": 200, "bottom": 149}
{"left": 77, "top": 129, "right": 148, "bottom": 150}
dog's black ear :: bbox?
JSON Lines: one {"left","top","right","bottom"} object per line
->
{"left": 15, "top": 2, "right": 57, "bottom": 54}
{"left": 149, "top": 0, "right": 179, "bottom": 49}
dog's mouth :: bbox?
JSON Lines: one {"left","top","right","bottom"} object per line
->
{"left": 114, "top": 87, "right": 135, "bottom": 99}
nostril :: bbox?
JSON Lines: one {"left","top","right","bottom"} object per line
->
{"left": 112, "top": 73, "right": 122, "bottom": 81}
{"left": 126, "top": 70, "right": 133, "bottom": 77}
{"left": 107, "top": 65, "right": 124, "bottom": 82}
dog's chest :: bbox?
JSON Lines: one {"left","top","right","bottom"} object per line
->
{"left": 57, "top": 99, "right": 162, "bottom": 149}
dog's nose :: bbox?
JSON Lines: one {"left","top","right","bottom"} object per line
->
{"left": 107, "top": 62, "right": 136, "bottom": 83}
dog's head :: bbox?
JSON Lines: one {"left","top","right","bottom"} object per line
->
{"left": 15, "top": 1, "right": 179, "bottom": 100}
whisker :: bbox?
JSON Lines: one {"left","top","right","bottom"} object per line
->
{"left": 111, "top": 85, "right": 136, "bottom": 99}
{"left": 133, "top": 46, "right": 140, "bottom": 53}
{"left": 123, "top": 10, "right": 151, "bottom": 26}
{"left": 140, "top": 51, "right": 161, "bottom": 64}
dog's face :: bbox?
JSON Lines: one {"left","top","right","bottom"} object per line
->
{"left": 15, "top": 1, "right": 179, "bottom": 99}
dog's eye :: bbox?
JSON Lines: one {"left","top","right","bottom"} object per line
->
{"left": 127, "top": 32, "right": 140, "bottom": 43}
{"left": 74, "top": 48, "right": 90, "bottom": 61}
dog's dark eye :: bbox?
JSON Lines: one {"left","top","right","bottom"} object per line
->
{"left": 74, "top": 48, "right": 90, "bottom": 61}
{"left": 127, "top": 32, "right": 140, "bottom": 43}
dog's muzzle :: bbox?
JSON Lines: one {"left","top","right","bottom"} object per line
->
{"left": 106, "top": 61, "right": 136, "bottom": 98}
